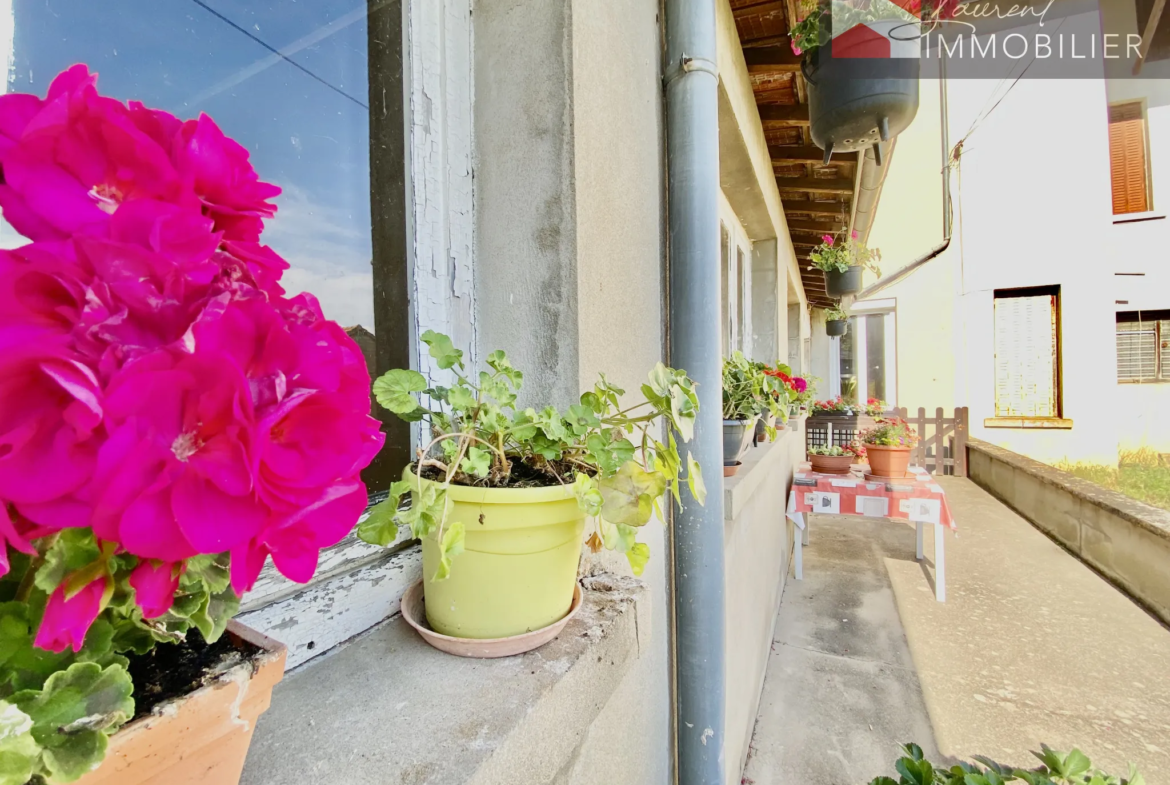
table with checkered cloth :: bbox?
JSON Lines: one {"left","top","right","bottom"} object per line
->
{"left": 784, "top": 464, "right": 956, "bottom": 601}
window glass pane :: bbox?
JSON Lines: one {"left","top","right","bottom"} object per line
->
{"left": 7, "top": 1, "right": 393, "bottom": 487}
{"left": 866, "top": 314, "right": 886, "bottom": 402}
{"left": 6, "top": 1, "right": 374, "bottom": 327}
{"left": 839, "top": 316, "right": 857, "bottom": 403}
{"left": 736, "top": 246, "right": 746, "bottom": 353}
{"left": 1117, "top": 321, "right": 1158, "bottom": 381}
{"left": 994, "top": 293, "right": 1058, "bottom": 417}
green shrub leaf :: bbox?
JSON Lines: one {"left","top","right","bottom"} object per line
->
{"left": 372, "top": 369, "right": 427, "bottom": 414}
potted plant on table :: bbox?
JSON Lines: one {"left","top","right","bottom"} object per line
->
{"left": 807, "top": 443, "right": 865, "bottom": 475}
{"left": 859, "top": 417, "right": 920, "bottom": 478}
{"left": 825, "top": 304, "right": 850, "bottom": 336}
{"left": 0, "top": 65, "right": 384, "bottom": 784}
{"left": 808, "top": 232, "right": 881, "bottom": 297}
{"left": 359, "top": 332, "right": 704, "bottom": 648}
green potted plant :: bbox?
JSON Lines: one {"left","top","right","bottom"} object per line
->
{"left": 808, "top": 232, "right": 881, "bottom": 297}
{"left": 360, "top": 332, "right": 704, "bottom": 645}
{"left": 754, "top": 363, "right": 796, "bottom": 442}
{"left": 868, "top": 742, "right": 1144, "bottom": 785}
{"left": 807, "top": 443, "right": 864, "bottom": 475}
{"left": 859, "top": 417, "right": 920, "bottom": 478}
{"left": 825, "top": 304, "right": 850, "bottom": 336}
{"left": 722, "top": 353, "right": 785, "bottom": 474}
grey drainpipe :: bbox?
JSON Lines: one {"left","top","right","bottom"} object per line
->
{"left": 663, "top": 1, "right": 726, "bottom": 784}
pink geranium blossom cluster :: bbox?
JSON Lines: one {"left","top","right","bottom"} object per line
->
{"left": 0, "top": 65, "right": 384, "bottom": 651}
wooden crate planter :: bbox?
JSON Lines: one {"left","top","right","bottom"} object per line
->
{"left": 805, "top": 407, "right": 969, "bottom": 477}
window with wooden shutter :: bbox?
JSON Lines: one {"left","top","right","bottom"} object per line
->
{"left": 1117, "top": 310, "right": 1170, "bottom": 383}
{"left": 993, "top": 288, "right": 1061, "bottom": 418}
{"left": 1108, "top": 103, "right": 1150, "bottom": 215}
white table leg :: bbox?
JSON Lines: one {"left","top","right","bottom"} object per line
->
{"left": 916, "top": 521, "right": 924, "bottom": 560}
{"left": 802, "top": 519, "right": 810, "bottom": 546}
{"left": 934, "top": 522, "right": 946, "bottom": 602}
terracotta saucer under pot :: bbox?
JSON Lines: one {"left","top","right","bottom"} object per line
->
{"left": 401, "top": 580, "right": 583, "bottom": 658}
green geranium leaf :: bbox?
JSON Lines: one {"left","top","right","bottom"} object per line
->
{"left": 109, "top": 619, "right": 157, "bottom": 656}
{"left": 598, "top": 462, "right": 667, "bottom": 527}
{"left": 510, "top": 409, "right": 538, "bottom": 441}
{"left": 0, "top": 603, "right": 30, "bottom": 668}
{"left": 625, "top": 543, "right": 650, "bottom": 577}
{"left": 34, "top": 531, "right": 100, "bottom": 596}
{"left": 421, "top": 330, "right": 464, "bottom": 370}
{"left": 686, "top": 452, "right": 707, "bottom": 506}
{"left": 447, "top": 384, "right": 478, "bottom": 411}
{"left": 399, "top": 483, "right": 448, "bottom": 541}
{"left": 190, "top": 587, "right": 240, "bottom": 644}
{"left": 566, "top": 404, "right": 601, "bottom": 434}
{"left": 357, "top": 497, "right": 401, "bottom": 547}
{"left": 460, "top": 446, "right": 491, "bottom": 478}
{"left": 432, "top": 523, "right": 466, "bottom": 582}
{"left": 486, "top": 350, "right": 522, "bottom": 386}
{"left": 185, "top": 554, "right": 231, "bottom": 595}
{"left": 41, "top": 730, "right": 106, "bottom": 783}
{"left": 372, "top": 369, "right": 427, "bottom": 415}
{"left": 0, "top": 701, "right": 38, "bottom": 785}
{"left": 535, "top": 407, "right": 568, "bottom": 442}
{"left": 12, "top": 662, "right": 133, "bottom": 753}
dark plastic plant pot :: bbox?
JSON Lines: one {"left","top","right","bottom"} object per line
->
{"left": 803, "top": 20, "right": 920, "bottom": 165}
{"left": 826, "top": 318, "right": 847, "bottom": 337}
{"left": 824, "top": 265, "right": 863, "bottom": 297}
{"left": 723, "top": 418, "right": 757, "bottom": 464}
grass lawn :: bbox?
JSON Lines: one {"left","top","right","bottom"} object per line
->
{"left": 1056, "top": 449, "right": 1170, "bottom": 512}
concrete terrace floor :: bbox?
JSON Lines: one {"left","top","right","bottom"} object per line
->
{"left": 742, "top": 477, "right": 1170, "bottom": 785}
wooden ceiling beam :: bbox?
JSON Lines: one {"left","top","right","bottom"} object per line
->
{"left": 743, "top": 45, "right": 801, "bottom": 73}
{"left": 733, "top": 0, "right": 788, "bottom": 17}
{"left": 774, "top": 176, "right": 854, "bottom": 194}
{"left": 788, "top": 219, "right": 847, "bottom": 232}
{"left": 770, "top": 145, "right": 855, "bottom": 164}
{"left": 782, "top": 199, "right": 852, "bottom": 216}
{"left": 758, "top": 104, "right": 810, "bottom": 126}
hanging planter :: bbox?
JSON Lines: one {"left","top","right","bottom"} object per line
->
{"left": 826, "top": 318, "right": 847, "bottom": 337}
{"left": 802, "top": 20, "right": 921, "bottom": 166}
{"left": 825, "top": 265, "right": 863, "bottom": 296}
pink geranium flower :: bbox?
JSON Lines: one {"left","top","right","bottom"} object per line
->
{"left": 0, "top": 503, "right": 35, "bottom": 578}
{"left": 821, "top": 234, "right": 834, "bottom": 245}
{"left": 129, "top": 561, "right": 182, "bottom": 618}
{"left": 34, "top": 575, "right": 110, "bottom": 653}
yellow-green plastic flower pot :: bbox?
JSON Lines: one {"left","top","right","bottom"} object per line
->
{"left": 411, "top": 472, "right": 585, "bottom": 639}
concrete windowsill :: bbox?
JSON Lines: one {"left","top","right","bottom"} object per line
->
{"left": 724, "top": 420, "right": 804, "bottom": 521}
{"left": 983, "top": 417, "right": 1074, "bottom": 430}
{"left": 241, "top": 573, "right": 648, "bottom": 785}
{"left": 1113, "top": 211, "right": 1166, "bottom": 224}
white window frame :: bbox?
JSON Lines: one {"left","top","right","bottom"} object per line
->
{"left": 830, "top": 299, "right": 897, "bottom": 406}
{"left": 719, "top": 195, "right": 752, "bottom": 357}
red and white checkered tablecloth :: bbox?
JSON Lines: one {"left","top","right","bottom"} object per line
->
{"left": 785, "top": 464, "right": 956, "bottom": 530}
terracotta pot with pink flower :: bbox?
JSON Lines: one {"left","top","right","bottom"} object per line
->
{"left": 0, "top": 65, "right": 384, "bottom": 785}
{"left": 859, "top": 418, "right": 920, "bottom": 478}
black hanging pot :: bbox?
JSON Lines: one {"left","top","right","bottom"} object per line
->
{"left": 803, "top": 20, "right": 920, "bottom": 166}
{"left": 824, "top": 265, "right": 863, "bottom": 296}
{"left": 826, "top": 318, "right": 848, "bottom": 337}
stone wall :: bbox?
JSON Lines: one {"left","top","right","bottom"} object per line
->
{"left": 968, "top": 439, "right": 1170, "bottom": 626}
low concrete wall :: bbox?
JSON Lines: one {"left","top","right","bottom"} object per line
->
{"left": 723, "top": 420, "right": 806, "bottom": 785}
{"left": 968, "top": 438, "right": 1170, "bottom": 626}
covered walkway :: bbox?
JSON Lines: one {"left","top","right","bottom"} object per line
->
{"left": 743, "top": 477, "right": 1170, "bottom": 783}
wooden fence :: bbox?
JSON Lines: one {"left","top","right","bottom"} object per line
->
{"left": 805, "top": 407, "right": 969, "bottom": 477}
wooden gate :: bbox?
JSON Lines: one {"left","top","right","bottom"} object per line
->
{"left": 893, "top": 407, "right": 969, "bottom": 477}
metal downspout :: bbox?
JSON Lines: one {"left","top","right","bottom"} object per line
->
{"left": 663, "top": 1, "right": 725, "bottom": 784}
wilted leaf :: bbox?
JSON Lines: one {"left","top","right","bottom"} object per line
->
{"left": 585, "top": 532, "right": 603, "bottom": 553}
{"left": 373, "top": 369, "right": 427, "bottom": 415}
{"left": 686, "top": 453, "right": 707, "bottom": 506}
{"left": 598, "top": 463, "right": 667, "bottom": 526}
{"left": 572, "top": 475, "right": 603, "bottom": 517}
{"left": 432, "top": 523, "right": 466, "bottom": 581}
{"left": 625, "top": 543, "right": 650, "bottom": 576}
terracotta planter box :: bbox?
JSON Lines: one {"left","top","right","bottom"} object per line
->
{"left": 809, "top": 453, "right": 854, "bottom": 474}
{"left": 865, "top": 444, "right": 912, "bottom": 478}
{"left": 76, "top": 621, "right": 287, "bottom": 785}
